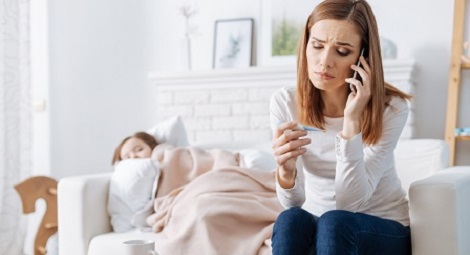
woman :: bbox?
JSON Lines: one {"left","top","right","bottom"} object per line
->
{"left": 111, "top": 132, "right": 158, "bottom": 164}
{"left": 270, "top": 0, "right": 412, "bottom": 254}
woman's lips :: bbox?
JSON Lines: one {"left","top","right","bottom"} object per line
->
{"left": 315, "top": 72, "right": 334, "bottom": 80}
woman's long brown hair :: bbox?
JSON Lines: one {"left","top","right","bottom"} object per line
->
{"left": 296, "top": 0, "right": 411, "bottom": 145}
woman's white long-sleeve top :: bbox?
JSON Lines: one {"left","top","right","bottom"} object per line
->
{"left": 270, "top": 87, "right": 410, "bottom": 226}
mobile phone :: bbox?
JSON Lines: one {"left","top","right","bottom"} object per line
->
{"left": 349, "top": 48, "right": 365, "bottom": 94}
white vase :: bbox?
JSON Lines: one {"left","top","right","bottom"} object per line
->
{"left": 179, "top": 37, "right": 192, "bottom": 70}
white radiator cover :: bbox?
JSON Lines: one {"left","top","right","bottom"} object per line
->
{"left": 149, "top": 59, "right": 415, "bottom": 145}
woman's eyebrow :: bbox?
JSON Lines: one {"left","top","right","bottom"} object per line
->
{"left": 311, "top": 36, "right": 353, "bottom": 47}
{"left": 311, "top": 36, "right": 325, "bottom": 43}
{"left": 336, "top": 41, "right": 354, "bottom": 47}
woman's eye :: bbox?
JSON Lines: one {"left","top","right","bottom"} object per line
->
{"left": 337, "top": 49, "right": 350, "bottom": 56}
{"left": 313, "top": 44, "right": 323, "bottom": 49}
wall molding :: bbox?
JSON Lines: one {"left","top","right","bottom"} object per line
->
{"left": 149, "top": 59, "right": 415, "bottom": 90}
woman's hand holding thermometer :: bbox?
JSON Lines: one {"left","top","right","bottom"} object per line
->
{"left": 273, "top": 121, "right": 321, "bottom": 189}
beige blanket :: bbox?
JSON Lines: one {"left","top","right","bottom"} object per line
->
{"left": 147, "top": 144, "right": 282, "bottom": 255}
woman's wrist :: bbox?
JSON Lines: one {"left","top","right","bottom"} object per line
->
{"left": 277, "top": 166, "right": 296, "bottom": 189}
{"left": 342, "top": 116, "right": 361, "bottom": 140}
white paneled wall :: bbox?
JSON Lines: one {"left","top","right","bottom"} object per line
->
{"left": 149, "top": 59, "right": 415, "bottom": 145}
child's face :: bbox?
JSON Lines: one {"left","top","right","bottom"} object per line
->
{"left": 120, "top": 137, "right": 152, "bottom": 160}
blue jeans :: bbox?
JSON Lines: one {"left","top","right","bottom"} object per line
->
{"left": 271, "top": 207, "right": 411, "bottom": 255}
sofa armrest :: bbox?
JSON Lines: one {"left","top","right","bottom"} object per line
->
{"left": 58, "top": 173, "right": 112, "bottom": 255}
{"left": 409, "top": 166, "right": 470, "bottom": 255}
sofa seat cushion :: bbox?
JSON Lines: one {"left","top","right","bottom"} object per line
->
{"left": 88, "top": 230, "right": 157, "bottom": 255}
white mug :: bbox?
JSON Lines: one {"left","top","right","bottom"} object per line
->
{"left": 123, "top": 240, "right": 159, "bottom": 255}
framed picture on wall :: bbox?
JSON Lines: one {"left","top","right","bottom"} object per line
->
{"left": 213, "top": 18, "right": 254, "bottom": 69}
{"left": 259, "top": 0, "right": 321, "bottom": 66}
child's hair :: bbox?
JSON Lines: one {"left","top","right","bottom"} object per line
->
{"left": 111, "top": 132, "right": 158, "bottom": 165}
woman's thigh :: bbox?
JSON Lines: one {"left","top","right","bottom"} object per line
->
{"left": 316, "top": 210, "right": 411, "bottom": 255}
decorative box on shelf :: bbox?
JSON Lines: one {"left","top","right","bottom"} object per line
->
{"left": 455, "top": 127, "right": 470, "bottom": 140}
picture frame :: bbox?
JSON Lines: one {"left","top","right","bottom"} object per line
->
{"left": 259, "top": 0, "right": 320, "bottom": 66}
{"left": 213, "top": 18, "right": 254, "bottom": 69}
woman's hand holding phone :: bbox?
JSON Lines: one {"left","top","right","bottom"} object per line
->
{"left": 343, "top": 50, "right": 372, "bottom": 139}
{"left": 272, "top": 121, "right": 311, "bottom": 189}
{"left": 349, "top": 48, "right": 364, "bottom": 94}
{"left": 345, "top": 54, "right": 372, "bottom": 117}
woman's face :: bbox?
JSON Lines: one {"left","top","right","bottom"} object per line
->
{"left": 306, "top": 19, "right": 363, "bottom": 92}
{"left": 120, "top": 137, "right": 152, "bottom": 160}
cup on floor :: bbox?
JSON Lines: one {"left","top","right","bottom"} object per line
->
{"left": 123, "top": 240, "right": 159, "bottom": 255}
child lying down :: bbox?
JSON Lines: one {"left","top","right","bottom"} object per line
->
{"left": 108, "top": 131, "right": 282, "bottom": 255}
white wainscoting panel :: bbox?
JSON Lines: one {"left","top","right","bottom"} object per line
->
{"left": 149, "top": 59, "right": 415, "bottom": 145}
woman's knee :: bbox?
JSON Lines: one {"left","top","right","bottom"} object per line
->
{"left": 277, "top": 207, "right": 315, "bottom": 223}
{"left": 272, "top": 208, "right": 317, "bottom": 254}
{"left": 317, "top": 210, "right": 357, "bottom": 235}
{"left": 274, "top": 207, "right": 317, "bottom": 233}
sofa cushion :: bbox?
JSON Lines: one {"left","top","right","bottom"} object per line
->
{"left": 108, "top": 159, "right": 159, "bottom": 232}
{"left": 146, "top": 115, "right": 189, "bottom": 146}
{"left": 394, "top": 139, "right": 449, "bottom": 194}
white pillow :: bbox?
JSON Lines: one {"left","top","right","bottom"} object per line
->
{"left": 146, "top": 115, "right": 189, "bottom": 146}
{"left": 107, "top": 158, "right": 159, "bottom": 232}
{"left": 238, "top": 149, "right": 277, "bottom": 172}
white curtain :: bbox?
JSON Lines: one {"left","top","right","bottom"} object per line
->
{"left": 0, "top": 0, "right": 31, "bottom": 254}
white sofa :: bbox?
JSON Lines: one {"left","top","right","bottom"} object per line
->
{"left": 58, "top": 139, "right": 470, "bottom": 255}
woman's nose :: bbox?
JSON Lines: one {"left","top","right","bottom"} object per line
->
{"left": 319, "top": 50, "right": 333, "bottom": 68}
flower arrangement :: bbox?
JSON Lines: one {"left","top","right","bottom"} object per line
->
{"left": 179, "top": 1, "right": 199, "bottom": 69}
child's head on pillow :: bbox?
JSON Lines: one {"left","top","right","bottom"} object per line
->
{"left": 112, "top": 132, "right": 158, "bottom": 165}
